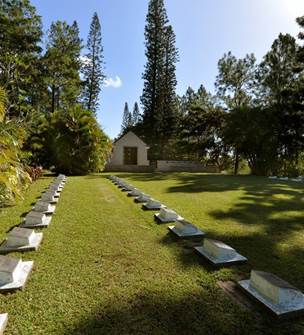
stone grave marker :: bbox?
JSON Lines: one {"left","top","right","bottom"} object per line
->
{"left": 134, "top": 193, "right": 151, "bottom": 203}
{"left": 21, "top": 211, "right": 52, "bottom": 228}
{"left": 128, "top": 188, "right": 142, "bottom": 197}
{"left": 0, "top": 313, "right": 8, "bottom": 334}
{"left": 0, "top": 227, "right": 43, "bottom": 253}
{"left": 238, "top": 270, "right": 304, "bottom": 317}
{"left": 154, "top": 208, "right": 183, "bottom": 223}
{"left": 143, "top": 198, "right": 165, "bottom": 210}
{"left": 41, "top": 191, "right": 58, "bottom": 203}
{"left": 34, "top": 200, "right": 55, "bottom": 214}
{"left": 0, "top": 255, "right": 34, "bottom": 292}
{"left": 194, "top": 238, "right": 247, "bottom": 266}
{"left": 168, "top": 220, "right": 205, "bottom": 239}
{"left": 121, "top": 184, "right": 134, "bottom": 192}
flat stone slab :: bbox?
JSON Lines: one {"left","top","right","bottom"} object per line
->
{"left": 121, "top": 186, "right": 134, "bottom": 192}
{"left": 142, "top": 199, "right": 166, "bottom": 210}
{"left": 40, "top": 193, "right": 59, "bottom": 204}
{"left": 127, "top": 189, "right": 142, "bottom": 197}
{"left": 24, "top": 211, "right": 47, "bottom": 225}
{"left": 0, "top": 232, "right": 43, "bottom": 254}
{"left": 20, "top": 215, "right": 52, "bottom": 229}
{"left": 291, "top": 178, "right": 302, "bottom": 182}
{"left": 238, "top": 271, "right": 304, "bottom": 318}
{"left": 194, "top": 239, "right": 247, "bottom": 266}
{"left": 0, "top": 260, "right": 33, "bottom": 292}
{"left": 49, "top": 183, "right": 62, "bottom": 190}
{"left": 168, "top": 220, "right": 205, "bottom": 239}
{"left": 143, "top": 204, "right": 166, "bottom": 210}
{"left": 49, "top": 187, "right": 62, "bottom": 194}
{"left": 134, "top": 195, "right": 151, "bottom": 203}
{"left": 154, "top": 208, "right": 183, "bottom": 223}
{"left": 0, "top": 313, "right": 8, "bottom": 335}
{"left": 34, "top": 201, "right": 56, "bottom": 214}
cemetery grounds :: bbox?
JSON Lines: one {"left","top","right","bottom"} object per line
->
{"left": 0, "top": 173, "right": 303, "bottom": 334}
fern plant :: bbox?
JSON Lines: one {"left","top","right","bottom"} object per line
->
{"left": 0, "top": 87, "right": 31, "bottom": 207}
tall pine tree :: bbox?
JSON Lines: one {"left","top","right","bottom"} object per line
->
{"left": 0, "top": 0, "right": 42, "bottom": 117}
{"left": 44, "top": 20, "right": 82, "bottom": 113}
{"left": 141, "top": 0, "right": 168, "bottom": 145}
{"left": 120, "top": 102, "right": 132, "bottom": 134}
{"left": 132, "top": 102, "right": 141, "bottom": 125}
{"left": 82, "top": 12, "right": 105, "bottom": 114}
{"left": 161, "top": 25, "right": 179, "bottom": 141}
{"left": 141, "top": 0, "right": 178, "bottom": 158}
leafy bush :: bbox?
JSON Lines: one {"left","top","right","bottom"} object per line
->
{"left": 28, "top": 105, "right": 111, "bottom": 175}
{"left": 0, "top": 87, "right": 31, "bottom": 207}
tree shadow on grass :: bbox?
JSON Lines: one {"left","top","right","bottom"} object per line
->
{"left": 114, "top": 172, "right": 177, "bottom": 182}
{"left": 62, "top": 289, "right": 304, "bottom": 335}
{"left": 165, "top": 174, "right": 303, "bottom": 194}
{"left": 149, "top": 174, "right": 304, "bottom": 290}
{"left": 204, "top": 183, "right": 304, "bottom": 287}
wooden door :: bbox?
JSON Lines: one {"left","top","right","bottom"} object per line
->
{"left": 124, "top": 147, "right": 138, "bottom": 165}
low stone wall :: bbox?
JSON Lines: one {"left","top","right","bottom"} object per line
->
{"left": 156, "top": 160, "right": 217, "bottom": 172}
{"left": 105, "top": 161, "right": 217, "bottom": 173}
{"left": 104, "top": 164, "right": 154, "bottom": 173}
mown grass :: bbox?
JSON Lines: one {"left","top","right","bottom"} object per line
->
{"left": 0, "top": 173, "right": 303, "bottom": 334}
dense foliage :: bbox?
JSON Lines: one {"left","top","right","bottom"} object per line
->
{"left": 140, "top": 0, "right": 179, "bottom": 158}
{"left": 0, "top": 87, "right": 31, "bottom": 206}
{"left": 82, "top": 12, "right": 105, "bottom": 113}
{"left": 47, "top": 106, "right": 110, "bottom": 175}
{"left": 0, "top": 1, "right": 110, "bottom": 205}
{"left": 137, "top": 0, "right": 304, "bottom": 175}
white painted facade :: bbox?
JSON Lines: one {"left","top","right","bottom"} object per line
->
{"left": 108, "top": 131, "right": 150, "bottom": 166}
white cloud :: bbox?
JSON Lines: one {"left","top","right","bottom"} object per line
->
{"left": 79, "top": 55, "right": 91, "bottom": 66}
{"left": 104, "top": 76, "right": 122, "bottom": 88}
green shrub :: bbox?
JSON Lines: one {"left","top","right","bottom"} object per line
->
{"left": 0, "top": 87, "right": 31, "bottom": 207}
{"left": 29, "top": 105, "right": 111, "bottom": 175}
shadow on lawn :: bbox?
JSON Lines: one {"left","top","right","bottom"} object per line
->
{"left": 137, "top": 173, "right": 304, "bottom": 289}
{"left": 111, "top": 172, "right": 303, "bottom": 194}
{"left": 163, "top": 173, "right": 304, "bottom": 194}
{"left": 62, "top": 289, "right": 304, "bottom": 335}
{"left": 64, "top": 173, "right": 304, "bottom": 334}
{"left": 207, "top": 187, "right": 304, "bottom": 284}
{"left": 114, "top": 172, "right": 175, "bottom": 182}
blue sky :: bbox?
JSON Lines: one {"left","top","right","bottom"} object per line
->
{"left": 32, "top": 0, "right": 304, "bottom": 138}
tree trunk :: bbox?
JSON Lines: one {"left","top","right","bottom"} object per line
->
{"left": 51, "top": 85, "right": 55, "bottom": 113}
{"left": 234, "top": 148, "right": 239, "bottom": 175}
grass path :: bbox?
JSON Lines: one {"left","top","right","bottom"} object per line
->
{"left": 0, "top": 174, "right": 303, "bottom": 334}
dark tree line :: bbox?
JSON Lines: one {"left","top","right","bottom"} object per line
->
{"left": 140, "top": 0, "right": 179, "bottom": 158}
{"left": 120, "top": 102, "right": 141, "bottom": 135}
{"left": 135, "top": 0, "right": 304, "bottom": 176}
{"left": 176, "top": 28, "right": 304, "bottom": 176}
{"left": 0, "top": 0, "right": 111, "bottom": 180}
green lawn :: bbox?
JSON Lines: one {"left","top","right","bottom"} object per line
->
{"left": 0, "top": 173, "right": 303, "bottom": 334}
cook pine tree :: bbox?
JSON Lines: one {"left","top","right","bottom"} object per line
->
{"left": 132, "top": 102, "right": 141, "bottom": 125}
{"left": 141, "top": 0, "right": 168, "bottom": 146}
{"left": 161, "top": 25, "right": 179, "bottom": 143}
{"left": 141, "top": 0, "right": 178, "bottom": 158}
{"left": 82, "top": 12, "right": 105, "bottom": 114}
{"left": 121, "top": 102, "right": 132, "bottom": 134}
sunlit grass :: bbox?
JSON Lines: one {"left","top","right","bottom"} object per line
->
{"left": 0, "top": 173, "right": 303, "bottom": 334}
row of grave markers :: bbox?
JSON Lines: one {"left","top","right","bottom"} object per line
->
{"left": 269, "top": 175, "right": 303, "bottom": 182}
{"left": 0, "top": 174, "right": 67, "bottom": 334}
{"left": 109, "top": 175, "right": 304, "bottom": 319}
